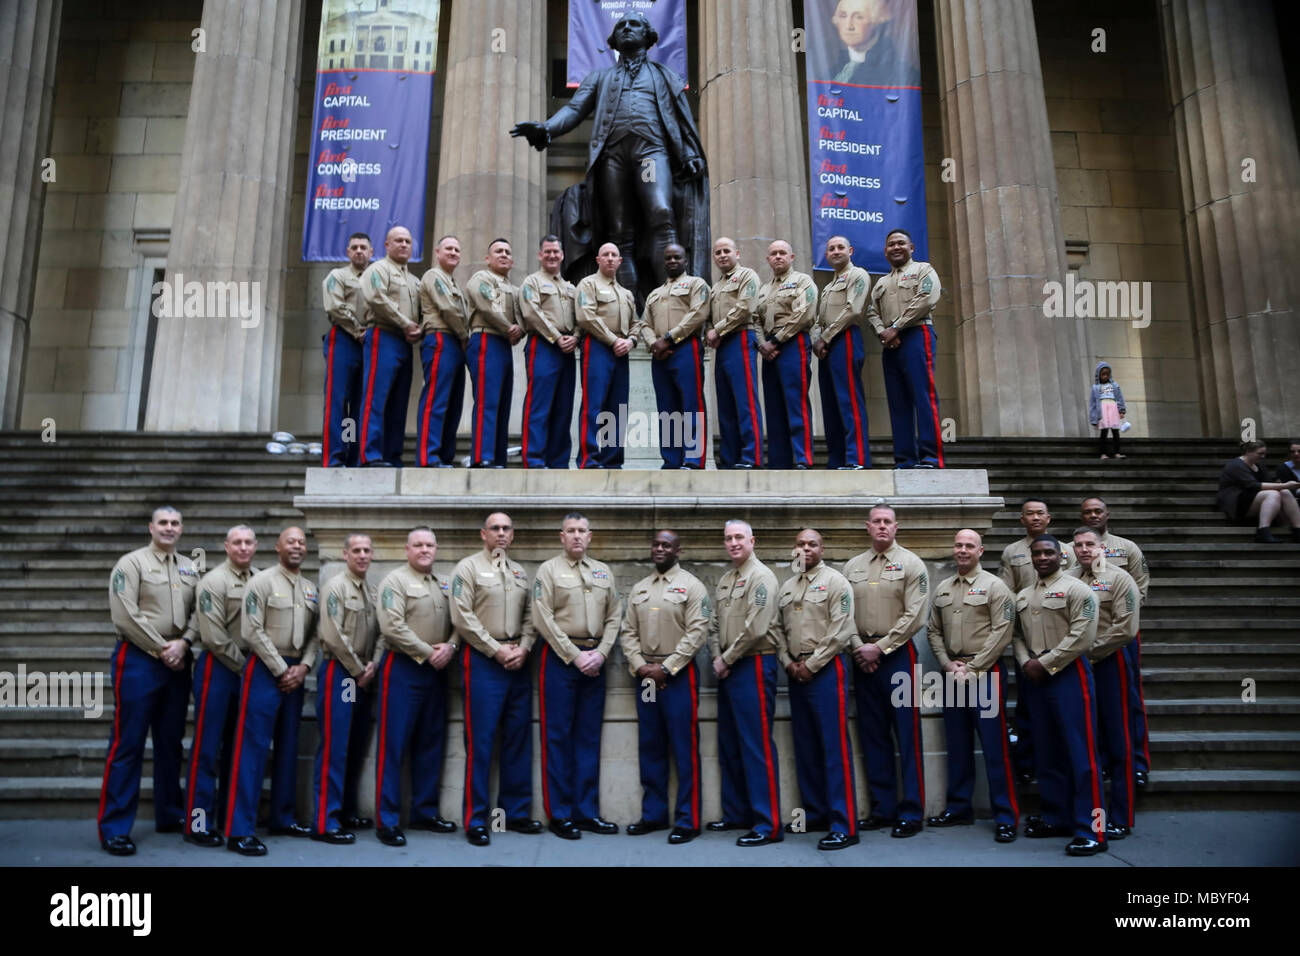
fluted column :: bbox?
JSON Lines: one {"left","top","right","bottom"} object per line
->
{"left": 1160, "top": 0, "right": 1300, "bottom": 438}
{"left": 699, "top": 0, "right": 811, "bottom": 273}
{"left": 936, "top": 0, "right": 1088, "bottom": 436}
{"left": 435, "top": 0, "right": 546, "bottom": 266}
{"left": 0, "top": 1, "right": 61, "bottom": 429}
{"left": 145, "top": 0, "right": 303, "bottom": 431}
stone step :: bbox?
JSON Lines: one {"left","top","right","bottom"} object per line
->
{"left": 1147, "top": 731, "right": 1300, "bottom": 770}
{"left": 1139, "top": 643, "right": 1299, "bottom": 667}
{"left": 1144, "top": 697, "right": 1300, "bottom": 731}
{"left": 1137, "top": 667, "right": 1300, "bottom": 699}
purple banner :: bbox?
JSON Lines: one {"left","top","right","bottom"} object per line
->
{"left": 805, "top": 0, "right": 927, "bottom": 273}
{"left": 301, "top": 0, "right": 441, "bottom": 262}
{"left": 566, "top": 0, "right": 688, "bottom": 88}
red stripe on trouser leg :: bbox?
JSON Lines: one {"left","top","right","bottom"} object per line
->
{"left": 185, "top": 653, "right": 214, "bottom": 834}
{"left": 845, "top": 334, "right": 866, "bottom": 463}
{"left": 1117, "top": 652, "right": 1135, "bottom": 827}
{"left": 538, "top": 645, "right": 551, "bottom": 819}
{"left": 418, "top": 333, "right": 442, "bottom": 467}
{"left": 1134, "top": 632, "right": 1151, "bottom": 768}
{"left": 691, "top": 337, "right": 706, "bottom": 467}
{"left": 992, "top": 663, "right": 1020, "bottom": 822}
{"left": 797, "top": 336, "right": 813, "bottom": 464}
{"left": 521, "top": 336, "right": 536, "bottom": 466}
{"left": 1076, "top": 659, "right": 1105, "bottom": 840}
{"left": 316, "top": 660, "right": 335, "bottom": 832}
{"left": 358, "top": 330, "right": 380, "bottom": 464}
{"left": 922, "top": 325, "right": 943, "bottom": 467}
{"left": 754, "top": 659, "right": 779, "bottom": 829}
{"left": 373, "top": 653, "right": 394, "bottom": 826}
{"left": 462, "top": 646, "right": 474, "bottom": 827}
{"left": 96, "top": 642, "right": 129, "bottom": 841}
{"left": 322, "top": 327, "right": 336, "bottom": 465}
{"left": 834, "top": 656, "right": 857, "bottom": 835}
{"left": 908, "top": 643, "right": 926, "bottom": 811}
{"left": 688, "top": 662, "right": 700, "bottom": 829}
{"left": 578, "top": 342, "right": 591, "bottom": 468}
{"left": 224, "top": 655, "right": 258, "bottom": 836}
{"left": 740, "top": 331, "right": 762, "bottom": 467}
{"left": 473, "top": 335, "right": 488, "bottom": 463}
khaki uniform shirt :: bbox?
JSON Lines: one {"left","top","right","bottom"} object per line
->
{"left": 518, "top": 269, "right": 578, "bottom": 343}
{"left": 1099, "top": 530, "right": 1149, "bottom": 602}
{"left": 927, "top": 568, "right": 1015, "bottom": 673}
{"left": 635, "top": 275, "right": 710, "bottom": 349}
{"left": 418, "top": 266, "right": 469, "bottom": 339}
{"left": 377, "top": 564, "right": 455, "bottom": 666}
{"left": 843, "top": 542, "right": 929, "bottom": 655}
{"left": 709, "top": 554, "right": 780, "bottom": 665}
{"left": 708, "top": 266, "right": 761, "bottom": 338}
{"left": 999, "top": 535, "right": 1077, "bottom": 593}
{"left": 319, "top": 570, "right": 383, "bottom": 677}
{"left": 866, "top": 257, "right": 940, "bottom": 334}
{"left": 360, "top": 256, "right": 420, "bottom": 334}
{"left": 465, "top": 268, "right": 520, "bottom": 338}
{"left": 1068, "top": 563, "right": 1139, "bottom": 662}
{"left": 323, "top": 264, "right": 367, "bottom": 340}
{"left": 532, "top": 554, "right": 621, "bottom": 664}
{"left": 242, "top": 565, "right": 319, "bottom": 677}
{"left": 109, "top": 545, "right": 200, "bottom": 658}
{"left": 757, "top": 269, "right": 817, "bottom": 343}
{"left": 1013, "top": 570, "right": 1097, "bottom": 675}
{"left": 619, "top": 565, "right": 712, "bottom": 677}
{"left": 449, "top": 549, "right": 534, "bottom": 655}
{"left": 196, "top": 560, "right": 256, "bottom": 673}
{"left": 815, "top": 265, "right": 871, "bottom": 343}
{"left": 775, "top": 562, "right": 855, "bottom": 674}
{"left": 576, "top": 272, "right": 637, "bottom": 347}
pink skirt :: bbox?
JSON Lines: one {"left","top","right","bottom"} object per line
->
{"left": 1099, "top": 399, "right": 1121, "bottom": 428}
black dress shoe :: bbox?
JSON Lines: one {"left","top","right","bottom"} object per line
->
{"left": 340, "top": 815, "right": 373, "bottom": 830}
{"left": 466, "top": 825, "right": 490, "bottom": 846}
{"left": 155, "top": 821, "right": 184, "bottom": 834}
{"left": 226, "top": 836, "right": 267, "bottom": 856}
{"left": 1066, "top": 837, "right": 1108, "bottom": 856}
{"left": 376, "top": 826, "right": 406, "bottom": 847}
{"left": 267, "top": 822, "right": 311, "bottom": 838}
{"left": 668, "top": 826, "right": 699, "bottom": 845}
{"left": 926, "top": 810, "right": 974, "bottom": 828}
{"left": 101, "top": 835, "right": 137, "bottom": 856}
{"left": 548, "top": 819, "right": 582, "bottom": 840}
{"left": 817, "top": 831, "right": 860, "bottom": 851}
{"left": 994, "top": 824, "right": 1018, "bottom": 843}
{"left": 736, "top": 830, "right": 783, "bottom": 847}
{"left": 1134, "top": 770, "right": 1149, "bottom": 789}
{"left": 784, "top": 819, "right": 829, "bottom": 834}
{"left": 572, "top": 816, "right": 619, "bottom": 834}
{"left": 890, "top": 820, "right": 922, "bottom": 838}
{"left": 506, "top": 818, "right": 544, "bottom": 834}
{"left": 311, "top": 829, "right": 356, "bottom": 845}
{"left": 626, "top": 819, "right": 669, "bottom": 836}
{"left": 408, "top": 816, "right": 457, "bottom": 834}
{"left": 183, "top": 830, "right": 224, "bottom": 848}
{"left": 1105, "top": 822, "right": 1132, "bottom": 840}
{"left": 857, "top": 815, "right": 896, "bottom": 831}
{"left": 706, "top": 819, "right": 747, "bottom": 831}
{"left": 1023, "top": 817, "right": 1072, "bottom": 839}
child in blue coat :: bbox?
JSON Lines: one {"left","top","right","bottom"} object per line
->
{"left": 1089, "top": 361, "right": 1127, "bottom": 458}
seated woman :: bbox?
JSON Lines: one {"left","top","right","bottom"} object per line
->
{"left": 1217, "top": 441, "right": 1300, "bottom": 543}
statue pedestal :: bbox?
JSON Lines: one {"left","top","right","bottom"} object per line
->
{"left": 292, "top": 467, "right": 1004, "bottom": 824}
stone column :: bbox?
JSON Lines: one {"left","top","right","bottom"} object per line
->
{"left": 935, "top": 0, "right": 1089, "bottom": 436}
{"left": 144, "top": 0, "right": 303, "bottom": 431}
{"left": 0, "top": 1, "right": 61, "bottom": 429}
{"left": 1160, "top": 0, "right": 1300, "bottom": 438}
{"left": 699, "top": 0, "right": 811, "bottom": 273}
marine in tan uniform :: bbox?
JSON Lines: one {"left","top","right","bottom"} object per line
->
{"left": 465, "top": 238, "right": 523, "bottom": 467}
{"left": 413, "top": 235, "right": 469, "bottom": 467}
{"left": 634, "top": 243, "right": 710, "bottom": 469}
{"left": 925, "top": 529, "right": 1020, "bottom": 842}
{"left": 321, "top": 232, "right": 372, "bottom": 466}
{"left": 705, "top": 236, "right": 765, "bottom": 468}
{"left": 99, "top": 506, "right": 200, "bottom": 856}
{"left": 1013, "top": 535, "right": 1107, "bottom": 856}
{"left": 184, "top": 524, "right": 258, "bottom": 847}
{"left": 518, "top": 235, "right": 580, "bottom": 468}
{"left": 312, "top": 533, "right": 384, "bottom": 844}
{"left": 620, "top": 530, "right": 712, "bottom": 843}
{"left": 372, "top": 527, "right": 459, "bottom": 846}
{"left": 707, "top": 519, "right": 783, "bottom": 845}
{"left": 774, "top": 529, "right": 858, "bottom": 849}
{"left": 358, "top": 225, "right": 420, "bottom": 466}
{"left": 756, "top": 240, "right": 818, "bottom": 469}
{"left": 813, "top": 235, "right": 871, "bottom": 470}
{"left": 575, "top": 242, "right": 639, "bottom": 469}
{"left": 450, "top": 512, "right": 541, "bottom": 845}
{"left": 226, "top": 527, "right": 319, "bottom": 856}
{"left": 533, "top": 512, "right": 622, "bottom": 838}
{"left": 843, "top": 504, "right": 929, "bottom": 836}
{"left": 1069, "top": 527, "right": 1139, "bottom": 839}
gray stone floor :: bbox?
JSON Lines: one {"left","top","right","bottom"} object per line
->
{"left": 3, "top": 812, "right": 1297, "bottom": 866}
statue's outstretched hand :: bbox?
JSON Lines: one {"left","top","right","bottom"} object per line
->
{"left": 510, "top": 121, "right": 550, "bottom": 150}
{"left": 681, "top": 157, "right": 706, "bottom": 180}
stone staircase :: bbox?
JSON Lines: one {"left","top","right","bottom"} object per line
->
{"left": 0, "top": 431, "right": 1295, "bottom": 817}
